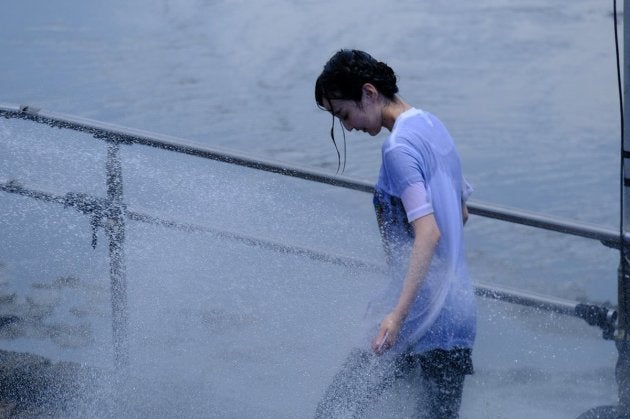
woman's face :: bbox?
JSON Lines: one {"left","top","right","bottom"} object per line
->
{"left": 324, "top": 85, "right": 383, "bottom": 136}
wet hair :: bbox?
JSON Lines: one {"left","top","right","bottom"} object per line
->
{"left": 315, "top": 49, "right": 399, "bottom": 173}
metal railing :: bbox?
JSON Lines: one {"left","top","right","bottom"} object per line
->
{"left": 0, "top": 103, "right": 620, "bottom": 368}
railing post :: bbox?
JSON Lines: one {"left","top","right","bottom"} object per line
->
{"left": 616, "top": 0, "right": 630, "bottom": 414}
{"left": 105, "top": 141, "right": 129, "bottom": 371}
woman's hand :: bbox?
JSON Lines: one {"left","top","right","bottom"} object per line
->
{"left": 371, "top": 311, "right": 403, "bottom": 355}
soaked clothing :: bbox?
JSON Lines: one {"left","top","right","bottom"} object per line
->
{"left": 315, "top": 109, "right": 475, "bottom": 418}
{"left": 416, "top": 348, "right": 473, "bottom": 418}
{"left": 367, "top": 107, "right": 476, "bottom": 355}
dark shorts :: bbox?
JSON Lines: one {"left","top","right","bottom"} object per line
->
{"left": 411, "top": 348, "right": 473, "bottom": 418}
{"left": 315, "top": 347, "right": 473, "bottom": 418}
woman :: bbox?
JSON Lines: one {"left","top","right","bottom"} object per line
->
{"left": 313, "top": 49, "right": 476, "bottom": 418}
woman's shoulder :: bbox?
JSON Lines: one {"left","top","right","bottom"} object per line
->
{"left": 384, "top": 114, "right": 429, "bottom": 155}
{"left": 393, "top": 109, "right": 455, "bottom": 154}
{"left": 395, "top": 108, "right": 439, "bottom": 133}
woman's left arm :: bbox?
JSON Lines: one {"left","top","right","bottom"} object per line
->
{"left": 371, "top": 213, "right": 441, "bottom": 354}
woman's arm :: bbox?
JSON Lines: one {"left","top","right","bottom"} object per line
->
{"left": 371, "top": 213, "right": 441, "bottom": 354}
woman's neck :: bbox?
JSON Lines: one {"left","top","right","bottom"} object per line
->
{"left": 382, "top": 95, "right": 412, "bottom": 131}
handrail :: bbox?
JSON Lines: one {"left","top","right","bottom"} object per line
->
{"left": 469, "top": 201, "right": 625, "bottom": 248}
{"left": 1, "top": 103, "right": 625, "bottom": 247}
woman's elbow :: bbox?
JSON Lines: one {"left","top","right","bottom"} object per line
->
{"left": 412, "top": 214, "right": 441, "bottom": 245}
{"left": 430, "top": 224, "right": 441, "bottom": 244}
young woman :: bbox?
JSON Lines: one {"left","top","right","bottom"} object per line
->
{"left": 313, "top": 49, "right": 476, "bottom": 418}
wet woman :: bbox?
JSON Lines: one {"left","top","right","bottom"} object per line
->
{"left": 313, "top": 49, "right": 476, "bottom": 418}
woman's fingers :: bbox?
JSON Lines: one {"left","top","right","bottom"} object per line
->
{"left": 371, "top": 328, "right": 390, "bottom": 354}
{"left": 371, "top": 312, "right": 403, "bottom": 354}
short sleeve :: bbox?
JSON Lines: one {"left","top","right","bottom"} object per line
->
{"left": 401, "top": 182, "right": 433, "bottom": 222}
{"left": 382, "top": 144, "right": 425, "bottom": 197}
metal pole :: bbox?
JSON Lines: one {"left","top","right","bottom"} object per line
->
{"left": 105, "top": 142, "right": 129, "bottom": 371}
{"left": 616, "top": 0, "right": 630, "bottom": 414}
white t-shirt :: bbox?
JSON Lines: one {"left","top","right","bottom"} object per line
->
{"left": 368, "top": 108, "right": 476, "bottom": 354}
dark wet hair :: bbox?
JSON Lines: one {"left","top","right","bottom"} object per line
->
{"left": 315, "top": 49, "right": 399, "bottom": 107}
{"left": 314, "top": 49, "right": 399, "bottom": 173}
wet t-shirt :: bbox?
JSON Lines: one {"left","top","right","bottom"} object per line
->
{"left": 366, "top": 108, "right": 476, "bottom": 355}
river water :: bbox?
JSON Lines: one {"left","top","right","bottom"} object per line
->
{"left": 0, "top": 0, "right": 620, "bottom": 210}
{"left": 2, "top": 0, "right": 622, "bottom": 299}
{"left": 0, "top": 1, "right": 624, "bottom": 417}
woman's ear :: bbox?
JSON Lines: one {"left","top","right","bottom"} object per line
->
{"left": 362, "top": 83, "right": 379, "bottom": 101}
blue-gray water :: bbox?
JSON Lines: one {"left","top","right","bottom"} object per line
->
{"left": 0, "top": 1, "right": 623, "bottom": 417}
{"left": 1, "top": 1, "right": 620, "bottom": 217}
{"left": 2, "top": 0, "right": 621, "bottom": 299}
